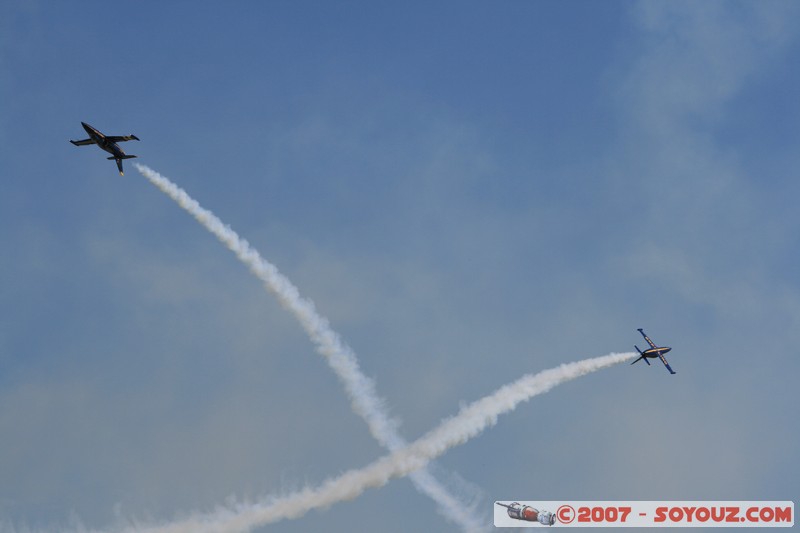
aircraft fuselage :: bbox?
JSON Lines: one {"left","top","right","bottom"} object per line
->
{"left": 81, "top": 122, "right": 127, "bottom": 159}
{"left": 641, "top": 346, "right": 671, "bottom": 358}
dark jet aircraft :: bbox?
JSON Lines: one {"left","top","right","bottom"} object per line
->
{"left": 70, "top": 122, "right": 139, "bottom": 175}
{"left": 631, "top": 328, "right": 676, "bottom": 374}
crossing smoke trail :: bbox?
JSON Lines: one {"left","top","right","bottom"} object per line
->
{"left": 133, "top": 164, "right": 486, "bottom": 532}
{"left": 128, "top": 351, "right": 635, "bottom": 533}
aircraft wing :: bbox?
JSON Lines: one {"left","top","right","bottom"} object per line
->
{"left": 70, "top": 138, "right": 96, "bottom": 146}
{"left": 106, "top": 135, "right": 139, "bottom": 143}
{"left": 638, "top": 328, "right": 657, "bottom": 349}
{"left": 658, "top": 354, "right": 677, "bottom": 374}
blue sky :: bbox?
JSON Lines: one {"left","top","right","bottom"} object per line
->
{"left": 1, "top": 2, "right": 798, "bottom": 531}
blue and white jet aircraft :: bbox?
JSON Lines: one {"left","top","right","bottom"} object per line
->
{"left": 70, "top": 122, "right": 139, "bottom": 175}
{"left": 631, "top": 328, "right": 676, "bottom": 374}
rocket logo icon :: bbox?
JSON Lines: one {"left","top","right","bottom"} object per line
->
{"left": 496, "top": 502, "right": 556, "bottom": 525}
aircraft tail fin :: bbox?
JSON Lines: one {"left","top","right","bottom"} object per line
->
{"left": 106, "top": 157, "right": 134, "bottom": 175}
{"left": 631, "top": 346, "right": 651, "bottom": 366}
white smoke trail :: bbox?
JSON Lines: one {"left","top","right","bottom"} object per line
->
{"left": 133, "top": 164, "right": 486, "bottom": 531}
{"left": 129, "top": 352, "right": 636, "bottom": 533}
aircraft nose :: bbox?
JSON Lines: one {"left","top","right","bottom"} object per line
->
{"left": 664, "top": 347, "right": 672, "bottom": 353}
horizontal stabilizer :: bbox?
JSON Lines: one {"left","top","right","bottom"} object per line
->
{"left": 107, "top": 155, "right": 137, "bottom": 160}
